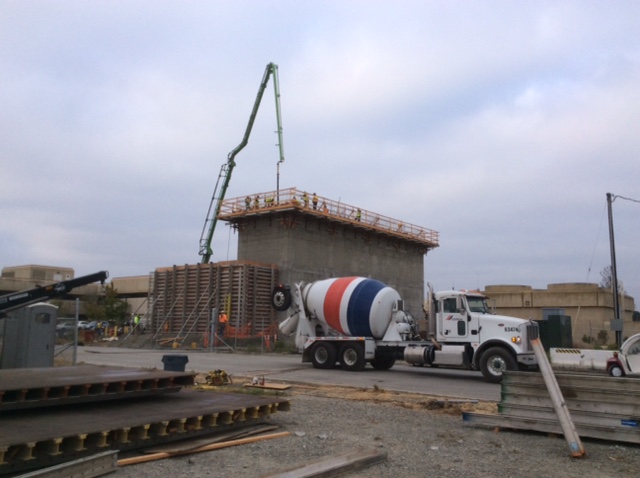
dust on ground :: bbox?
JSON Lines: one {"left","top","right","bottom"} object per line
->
{"left": 193, "top": 372, "right": 498, "bottom": 417}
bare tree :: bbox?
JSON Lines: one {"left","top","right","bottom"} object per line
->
{"left": 599, "top": 265, "right": 624, "bottom": 294}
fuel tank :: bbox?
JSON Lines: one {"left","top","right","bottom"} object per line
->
{"left": 302, "top": 277, "right": 401, "bottom": 339}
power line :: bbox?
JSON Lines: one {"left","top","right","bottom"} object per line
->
{"left": 612, "top": 194, "right": 640, "bottom": 204}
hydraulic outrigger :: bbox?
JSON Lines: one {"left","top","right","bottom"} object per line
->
{"left": 198, "top": 62, "right": 285, "bottom": 264}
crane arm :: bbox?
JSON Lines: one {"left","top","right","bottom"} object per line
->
{"left": 0, "top": 270, "right": 109, "bottom": 314}
{"left": 199, "top": 62, "right": 285, "bottom": 263}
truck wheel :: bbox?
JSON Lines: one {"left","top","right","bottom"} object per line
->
{"left": 480, "top": 347, "right": 517, "bottom": 384}
{"left": 271, "top": 286, "right": 292, "bottom": 312}
{"left": 371, "top": 355, "right": 395, "bottom": 370}
{"left": 609, "top": 365, "right": 624, "bottom": 377}
{"left": 339, "top": 343, "right": 366, "bottom": 371}
{"left": 310, "top": 342, "right": 337, "bottom": 369}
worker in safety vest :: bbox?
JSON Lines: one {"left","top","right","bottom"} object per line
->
{"left": 245, "top": 196, "right": 251, "bottom": 209}
{"left": 355, "top": 208, "right": 362, "bottom": 221}
{"left": 218, "top": 312, "right": 228, "bottom": 336}
{"left": 312, "top": 193, "right": 318, "bottom": 210}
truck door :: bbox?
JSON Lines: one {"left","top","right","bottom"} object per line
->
{"left": 437, "top": 297, "right": 468, "bottom": 339}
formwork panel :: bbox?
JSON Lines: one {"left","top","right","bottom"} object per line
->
{"left": 0, "top": 389, "right": 290, "bottom": 476}
{"left": 0, "top": 365, "right": 195, "bottom": 411}
{"left": 149, "top": 261, "right": 278, "bottom": 344}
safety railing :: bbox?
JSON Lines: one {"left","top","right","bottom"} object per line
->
{"left": 218, "top": 187, "right": 439, "bottom": 247}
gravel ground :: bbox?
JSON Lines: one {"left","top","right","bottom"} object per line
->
{"left": 114, "top": 383, "right": 640, "bottom": 478}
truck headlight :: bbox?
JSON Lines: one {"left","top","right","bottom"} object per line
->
{"left": 511, "top": 336, "right": 521, "bottom": 344}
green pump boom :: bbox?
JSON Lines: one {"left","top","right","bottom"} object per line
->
{"left": 198, "top": 63, "right": 285, "bottom": 263}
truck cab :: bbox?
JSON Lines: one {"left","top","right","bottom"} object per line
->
{"left": 431, "top": 289, "right": 538, "bottom": 382}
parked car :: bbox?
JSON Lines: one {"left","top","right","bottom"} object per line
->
{"left": 606, "top": 333, "right": 640, "bottom": 377}
{"left": 77, "top": 321, "right": 90, "bottom": 330}
{"left": 56, "top": 320, "right": 77, "bottom": 337}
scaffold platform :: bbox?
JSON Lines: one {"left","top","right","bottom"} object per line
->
{"left": 218, "top": 187, "right": 439, "bottom": 250}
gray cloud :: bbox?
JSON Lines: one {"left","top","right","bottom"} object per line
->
{"left": 1, "top": 1, "right": 638, "bottom": 303}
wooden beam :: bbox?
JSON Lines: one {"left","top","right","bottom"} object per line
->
{"left": 117, "top": 431, "right": 291, "bottom": 467}
{"left": 260, "top": 448, "right": 387, "bottom": 478}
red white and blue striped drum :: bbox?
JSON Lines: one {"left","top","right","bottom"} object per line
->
{"left": 302, "top": 277, "right": 400, "bottom": 339}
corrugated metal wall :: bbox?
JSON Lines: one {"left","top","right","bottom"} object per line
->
{"left": 149, "top": 261, "right": 278, "bottom": 341}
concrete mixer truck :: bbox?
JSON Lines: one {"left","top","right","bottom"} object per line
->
{"left": 271, "top": 277, "right": 539, "bottom": 383}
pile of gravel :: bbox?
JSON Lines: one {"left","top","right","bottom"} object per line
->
{"left": 115, "top": 389, "right": 639, "bottom": 478}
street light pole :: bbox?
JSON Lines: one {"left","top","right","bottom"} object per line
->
{"left": 606, "top": 192, "right": 622, "bottom": 347}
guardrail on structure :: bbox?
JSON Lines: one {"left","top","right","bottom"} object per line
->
{"left": 218, "top": 187, "right": 439, "bottom": 247}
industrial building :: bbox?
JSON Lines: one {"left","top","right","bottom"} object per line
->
{"left": 485, "top": 283, "right": 639, "bottom": 347}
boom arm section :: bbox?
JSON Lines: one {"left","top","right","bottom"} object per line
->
{"left": 198, "top": 62, "right": 285, "bottom": 263}
{"left": 0, "top": 270, "right": 109, "bottom": 314}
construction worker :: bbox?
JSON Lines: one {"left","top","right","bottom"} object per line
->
{"left": 312, "top": 193, "right": 318, "bottom": 210}
{"left": 254, "top": 196, "right": 260, "bottom": 209}
{"left": 302, "top": 192, "right": 309, "bottom": 208}
{"left": 355, "top": 208, "right": 362, "bottom": 222}
{"left": 218, "top": 312, "right": 228, "bottom": 337}
{"left": 245, "top": 196, "right": 251, "bottom": 210}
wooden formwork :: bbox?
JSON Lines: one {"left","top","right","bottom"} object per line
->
{"left": 148, "top": 261, "right": 278, "bottom": 344}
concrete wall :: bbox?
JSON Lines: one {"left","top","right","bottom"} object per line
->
{"left": 235, "top": 212, "right": 428, "bottom": 317}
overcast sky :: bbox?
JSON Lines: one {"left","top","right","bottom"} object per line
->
{"left": 2, "top": 1, "right": 639, "bottom": 305}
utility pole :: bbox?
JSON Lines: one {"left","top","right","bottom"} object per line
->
{"left": 606, "top": 192, "right": 623, "bottom": 347}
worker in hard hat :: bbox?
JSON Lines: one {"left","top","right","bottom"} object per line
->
{"left": 218, "top": 312, "right": 228, "bottom": 337}
{"left": 312, "top": 193, "right": 318, "bottom": 210}
{"left": 355, "top": 208, "right": 362, "bottom": 222}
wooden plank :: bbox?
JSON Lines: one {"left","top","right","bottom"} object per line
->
{"left": 244, "top": 382, "right": 292, "bottom": 390}
{"left": 16, "top": 450, "right": 118, "bottom": 478}
{"left": 259, "top": 448, "right": 388, "bottom": 478}
{"left": 118, "top": 431, "right": 291, "bottom": 466}
{"left": 142, "top": 425, "right": 278, "bottom": 454}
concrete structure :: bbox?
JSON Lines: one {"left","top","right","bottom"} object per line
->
{"left": 484, "top": 283, "right": 639, "bottom": 347}
{"left": 218, "top": 187, "right": 440, "bottom": 317}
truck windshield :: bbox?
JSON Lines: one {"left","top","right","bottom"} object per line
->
{"left": 467, "top": 296, "right": 491, "bottom": 314}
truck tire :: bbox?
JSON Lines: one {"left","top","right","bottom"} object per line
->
{"left": 339, "top": 343, "right": 366, "bottom": 371}
{"left": 608, "top": 364, "right": 624, "bottom": 377}
{"left": 371, "top": 355, "right": 396, "bottom": 370}
{"left": 479, "top": 347, "right": 517, "bottom": 383}
{"left": 271, "top": 285, "right": 292, "bottom": 312}
{"left": 310, "top": 342, "right": 337, "bottom": 369}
